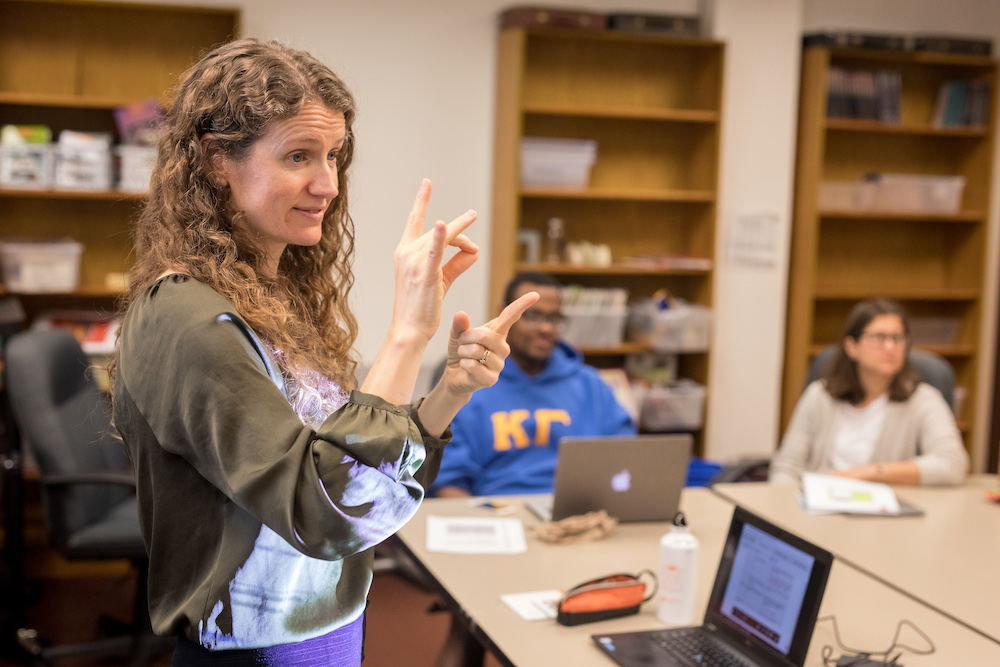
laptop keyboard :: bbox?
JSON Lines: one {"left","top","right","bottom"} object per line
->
{"left": 649, "top": 628, "right": 755, "bottom": 667}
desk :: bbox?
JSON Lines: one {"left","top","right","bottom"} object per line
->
{"left": 712, "top": 475, "right": 1000, "bottom": 643}
{"left": 395, "top": 488, "right": 1000, "bottom": 666}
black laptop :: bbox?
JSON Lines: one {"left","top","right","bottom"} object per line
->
{"left": 592, "top": 506, "right": 833, "bottom": 667}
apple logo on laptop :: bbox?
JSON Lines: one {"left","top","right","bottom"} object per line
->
{"left": 611, "top": 469, "right": 631, "bottom": 493}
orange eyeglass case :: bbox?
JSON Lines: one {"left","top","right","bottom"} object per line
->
{"left": 556, "top": 571, "right": 657, "bottom": 626}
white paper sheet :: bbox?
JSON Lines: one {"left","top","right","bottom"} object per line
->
{"left": 500, "top": 590, "right": 562, "bottom": 621}
{"left": 425, "top": 515, "right": 527, "bottom": 554}
{"left": 801, "top": 472, "right": 902, "bottom": 515}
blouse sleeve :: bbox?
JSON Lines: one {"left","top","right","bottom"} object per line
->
{"left": 118, "top": 277, "right": 443, "bottom": 561}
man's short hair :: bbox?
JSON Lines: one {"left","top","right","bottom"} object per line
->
{"left": 504, "top": 272, "right": 563, "bottom": 306}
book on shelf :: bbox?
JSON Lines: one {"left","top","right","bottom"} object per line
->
{"left": 826, "top": 67, "right": 900, "bottom": 123}
{"left": 606, "top": 13, "right": 700, "bottom": 38}
{"left": 803, "top": 31, "right": 908, "bottom": 51}
{"left": 32, "top": 310, "right": 120, "bottom": 355}
{"left": 804, "top": 31, "right": 992, "bottom": 57}
{"left": 932, "top": 79, "right": 992, "bottom": 127}
{"left": 912, "top": 34, "right": 992, "bottom": 57}
{"left": 499, "top": 6, "right": 606, "bottom": 30}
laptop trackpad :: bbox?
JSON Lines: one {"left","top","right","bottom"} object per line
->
{"left": 593, "top": 633, "right": 686, "bottom": 666}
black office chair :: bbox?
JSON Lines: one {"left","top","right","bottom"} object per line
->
{"left": 805, "top": 344, "right": 955, "bottom": 411}
{"left": 709, "top": 345, "right": 957, "bottom": 486}
{"left": 3, "top": 329, "right": 169, "bottom": 665}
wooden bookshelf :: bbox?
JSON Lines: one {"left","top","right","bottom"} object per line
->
{"left": 489, "top": 27, "right": 723, "bottom": 450}
{"left": 0, "top": 0, "right": 240, "bottom": 323}
{"left": 783, "top": 45, "right": 997, "bottom": 457}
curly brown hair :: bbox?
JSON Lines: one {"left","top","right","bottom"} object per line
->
{"left": 118, "top": 37, "right": 359, "bottom": 391}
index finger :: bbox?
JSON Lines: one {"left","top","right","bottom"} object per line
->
{"left": 489, "top": 291, "right": 540, "bottom": 337}
{"left": 400, "top": 179, "right": 432, "bottom": 245}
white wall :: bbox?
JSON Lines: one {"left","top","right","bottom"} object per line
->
{"left": 704, "top": 0, "right": 803, "bottom": 461}
{"left": 117, "top": 0, "right": 1000, "bottom": 467}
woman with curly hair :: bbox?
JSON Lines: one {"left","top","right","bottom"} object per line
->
{"left": 112, "top": 37, "right": 536, "bottom": 665}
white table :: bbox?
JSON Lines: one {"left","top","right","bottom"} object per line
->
{"left": 712, "top": 475, "right": 1000, "bottom": 644}
{"left": 395, "top": 488, "right": 1000, "bottom": 665}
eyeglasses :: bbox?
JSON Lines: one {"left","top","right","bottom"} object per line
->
{"left": 860, "top": 332, "right": 908, "bottom": 347}
{"left": 519, "top": 310, "right": 567, "bottom": 329}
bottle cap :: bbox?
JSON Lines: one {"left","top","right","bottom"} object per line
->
{"left": 672, "top": 511, "right": 687, "bottom": 528}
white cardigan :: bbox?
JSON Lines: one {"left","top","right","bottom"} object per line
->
{"left": 769, "top": 381, "right": 968, "bottom": 486}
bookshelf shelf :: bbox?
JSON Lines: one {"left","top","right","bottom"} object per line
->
{"left": 516, "top": 262, "right": 711, "bottom": 277}
{"left": 0, "top": 91, "right": 142, "bottom": 110}
{"left": 0, "top": 188, "right": 145, "bottom": 202}
{"left": 783, "top": 44, "right": 997, "bottom": 460}
{"left": 829, "top": 47, "right": 994, "bottom": 67}
{"left": 813, "top": 288, "right": 980, "bottom": 301}
{"left": 521, "top": 188, "right": 715, "bottom": 202}
{"left": 818, "top": 209, "right": 983, "bottom": 223}
{"left": 523, "top": 103, "right": 720, "bottom": 123}
{"left": 824, "top": 118, "right": 988, "bottom": 137}
{"left": 0, "top": 286, "right": 124, "bottom": 298}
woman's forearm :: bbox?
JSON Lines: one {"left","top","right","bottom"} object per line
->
{"left": 838, "top": 460, "right": 921, "bottom": 485}
{"left": 360, "top": 327, "right": 428, "bottom": 407}
{"left": 415, "top": 379, "right": 473, "bottom": 438}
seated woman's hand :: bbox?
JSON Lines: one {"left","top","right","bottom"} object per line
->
{"left": 440, "top": 292, "right": 540, "bottom": 397}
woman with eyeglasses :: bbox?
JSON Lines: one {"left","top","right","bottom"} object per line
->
{"left": 770, "top": 298, "right": 968, "bottom": 486}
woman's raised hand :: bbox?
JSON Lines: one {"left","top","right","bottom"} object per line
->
{"left": 440, "top": 291, "right": 540, "bottom": 397}
{"left": 390, "top": 179, "right": 480, "bottom": 346}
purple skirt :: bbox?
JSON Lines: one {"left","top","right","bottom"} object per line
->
{"left": 172, "top": 613, "right": 365, "bottom": 666}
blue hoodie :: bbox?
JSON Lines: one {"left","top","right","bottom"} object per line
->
{"left": 430, "top": 341, "right": 636, "bottom": 496}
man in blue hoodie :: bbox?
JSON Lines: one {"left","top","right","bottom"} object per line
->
{"left": 431, "top": 272, "right": 636, "bottom": 497}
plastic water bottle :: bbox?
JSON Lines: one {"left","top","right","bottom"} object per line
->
{"left": 545, "top": 217, "right": 565, "bottom": 263}
{"left": 657, "top": 511, "right": 699, "bottom": 625}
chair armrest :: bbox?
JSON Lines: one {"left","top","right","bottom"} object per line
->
{"left": 43, "top": 472, "right": 137, "bottom": 489}
{"left": 708, "top": 458, "right": 771, "bottom": 485}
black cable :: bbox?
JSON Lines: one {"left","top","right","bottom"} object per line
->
{"left": 816, "top": 615, "right": 935, "bottom": 665}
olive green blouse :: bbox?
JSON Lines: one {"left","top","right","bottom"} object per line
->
{"left": 113, "top": 274, "right": 447, "bottom": 649}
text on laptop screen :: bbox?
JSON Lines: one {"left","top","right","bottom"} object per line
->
{"left": 718, "top": 522, "right": 815, "bottom": 656}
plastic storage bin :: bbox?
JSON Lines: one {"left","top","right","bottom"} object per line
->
{"left": 55, "top": 145, "right": 113, "bottom": 190}
{"left": 638, "top": 380, "right": 706, "bottom": 431}
{"left": 115, "top": 145, "right": 157, "bottom": 192}
{"left": 562, "top": 305, "right": 627, "bottom": 347}
{"left": 629, "top": 302, "right": 712, "bottom": 352}
{"left": 0, "top": 238, "right": 83, "bottom": 293}
{"left": 870, "top": 174, "right": 966, "bottom": 213}
{"left": 520, "top": 137, "right": 597, "bottom": 188}
{"left": 818, "top": 180, "right": 876, "bottom": 210}
{"left": 0, "top": 144, "right": 54, "bottom": 188}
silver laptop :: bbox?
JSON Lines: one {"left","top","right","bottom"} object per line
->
{"left": 593, "top": 506, "right": 833, "bottom": 667}
{"left": 526, "top": 434, "right": 692, "bottom": 523}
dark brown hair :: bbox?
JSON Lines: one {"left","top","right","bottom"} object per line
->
{"left": 503, "top": 271, "right": 562, "bottom": 306}
{"left": 823, "top": 298, "right": 919, "bottom": 404}
{"left": 116, "top": 38, "right": 359, "bottom": 391}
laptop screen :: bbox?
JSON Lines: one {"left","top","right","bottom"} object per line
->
{"left": 705, "top": 507, "right": 833, "bottom": 666}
